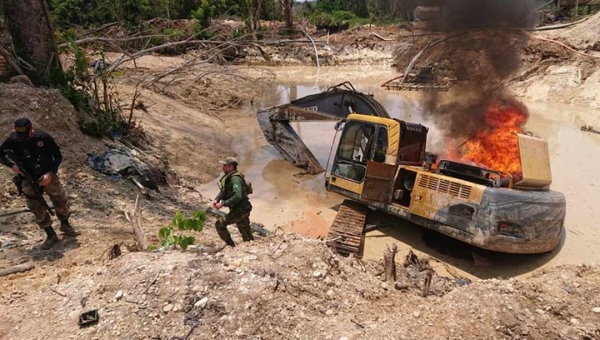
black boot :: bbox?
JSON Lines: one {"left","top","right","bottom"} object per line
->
{"left": 59, "top": 220, "right": 81, "bottom": 236}
{"left": 42, "top": 227, "right": 59, "bottom": 250}
{"left": 224, "top": 237, "right": 235, "bottom": 247}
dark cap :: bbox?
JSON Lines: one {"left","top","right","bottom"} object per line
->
{"left": 14, "top": 118, "right": 32, "bottom": 141}
{"left": 219, "top": 157, "right": 238, "bottom": 166}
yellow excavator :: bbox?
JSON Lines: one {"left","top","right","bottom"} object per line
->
{"left": 257, "top": 83, "right": 565, "bottom": 257}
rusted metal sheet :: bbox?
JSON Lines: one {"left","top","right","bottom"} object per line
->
{"left": 361, "top": 162, "right": 396, "bottom": 202}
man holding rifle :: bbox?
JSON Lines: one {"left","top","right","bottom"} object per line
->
{"left": 0, "top": 118, "right": 79, "bottom": 249}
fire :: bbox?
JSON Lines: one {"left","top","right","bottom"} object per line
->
{"left": 445, "top": 101, "right": 528, "bottom": 176}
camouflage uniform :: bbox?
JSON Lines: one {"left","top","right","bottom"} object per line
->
{"left": 0, "top": 118, "right": 79, "bottom": 249}
{"left": 214, "top": 170, "right": 253, "bottom": 247}
{"left": 22, "top": 173, "right": 70, "bottom": 229}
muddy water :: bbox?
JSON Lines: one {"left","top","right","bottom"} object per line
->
{"left": 198, "top": 66, "right": 600, "bottom": 280}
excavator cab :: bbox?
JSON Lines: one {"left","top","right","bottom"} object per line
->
{"left": 327, "top": 114, "right": 428, "bottom": 203}
{"left": 332, "top": 121, "right": 376, "bottom": 182}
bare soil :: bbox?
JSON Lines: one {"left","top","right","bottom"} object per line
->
{"left": 2, "top": 233, "right": 600, "bottom": 340}
{"left": 1, "top": 15, "right": 600, "bottom": 340}
{"left": 243, "top": 24, "right": 402, "bottom": 66}
{"left": 391, "top": 13, "right": 600, "bottom": 110}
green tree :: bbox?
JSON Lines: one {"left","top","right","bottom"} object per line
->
{"left": 115, "top": 0, "right": 152, "bottom": 26}
{"left": 148, "top": 0, "right": 202, "bottom": 19}
{"left": 192, "top": 0, "right": 239, "bottom": 27}
{"left": 50, "top": 0, "right": 154, "bottom": 28}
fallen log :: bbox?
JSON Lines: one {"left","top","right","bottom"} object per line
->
{"left": 0, "top": 262, "right": 34, "bottom": 277}
{"left": 371, "top": 33, "right": 392, "bottom": 41}
{"left": 0, "top": 202, "right": 55, "bottom": 217}
{"left": 301, "top": 29, "right": 320, "bottom": 69}
{"left": 533, "top": 16, "right": 590, "bottom": 31}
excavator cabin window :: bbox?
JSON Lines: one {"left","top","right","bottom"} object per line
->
{"left": 334, "top": 122, "right": 387, "bottom": 182}
{"left": 372, "top": 127, "right": 388, "bottom": 163}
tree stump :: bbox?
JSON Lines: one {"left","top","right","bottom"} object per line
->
{"left": 421, "top": 270, "right": 433, "bottom": 297}
{"left": 108, "top": 244, "right": 122, "bottom": 260}
{"left": 383, "top": 244, "right": 398, "bottom": 283}
{"left": 125, "top": 195, "right": 147, "bottom": 251}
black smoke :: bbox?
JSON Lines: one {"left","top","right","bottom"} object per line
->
{"left": 419, "top": 0, "right": 537, "bottom": 149}
{"left": 437, "top": 0, "right": 538, "bottom": 31}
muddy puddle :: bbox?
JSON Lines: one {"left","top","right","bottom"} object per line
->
{"left": 197, "top": 66, "right": 600, "bottom": 280}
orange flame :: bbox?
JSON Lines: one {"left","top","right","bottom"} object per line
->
{"left": 444, "top": 101, "right": 528, "bottom": 176}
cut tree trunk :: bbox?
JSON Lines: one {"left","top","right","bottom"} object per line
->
{"left": 383, "top": 244, "right": 398, "bottom": 283}
{"left": 284, "top": 0, "right": 293, "bottom": 28}
{"left": 125, "top": 195, "right": 148, "bottom": 251}
{"left": 2, "top": 0, "right": 62, "bottom": 86}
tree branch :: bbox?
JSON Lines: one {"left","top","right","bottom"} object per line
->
{"left": 0, "top": 43, "right": 25, "bottom": 75}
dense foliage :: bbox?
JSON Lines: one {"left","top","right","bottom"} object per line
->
{"left": 46, "top": 0, "right": 411, "bottom": 31}
{"left": 48, "top": 0, "right": 290, "bottom": 28}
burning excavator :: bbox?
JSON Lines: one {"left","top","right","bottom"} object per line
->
{"left": 257, "top": 83, "right": 565, "bottom": 257}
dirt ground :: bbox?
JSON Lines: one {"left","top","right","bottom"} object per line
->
{"left": 391, "top": 12, "right": 600, "bottom": 110}
{"left": 1, "top": 14, "right": 600, "bottom": 340}
{"left": 2, "top": 233, "right": 600, "bottom": 340}
{"left": 243, "top": 24, "right": 401, "bottom": 67}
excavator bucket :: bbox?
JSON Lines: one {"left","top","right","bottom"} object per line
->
{"left": 257, "top": 108, "right": 325, "bottom": 174}
{"left": 515, "top": 133, "right": 552, "bottom": 189}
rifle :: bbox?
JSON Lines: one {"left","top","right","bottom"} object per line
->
{"left": 3, "top": 150, "right": 55, "bottom": 216}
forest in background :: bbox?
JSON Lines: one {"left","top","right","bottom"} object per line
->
{"left": 0, "top": 0, "right": 415, "bottom": 33}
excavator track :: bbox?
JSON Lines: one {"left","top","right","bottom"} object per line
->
{"left": 326, "top": 200, "right": 368, "bottom": 258}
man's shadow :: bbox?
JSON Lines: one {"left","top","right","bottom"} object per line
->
{"left": 27, "top": 234, "right": 81, "bottom": 262}
{"left": 0, "top": 221, "right": 81, "bottom": 264}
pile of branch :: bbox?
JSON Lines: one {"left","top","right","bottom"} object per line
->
{"left": 382, "top": 246, "right": 435, "bottom": 297}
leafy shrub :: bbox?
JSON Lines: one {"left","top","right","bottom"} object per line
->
{"left": 158, "top": 211, "right": 207, "bottom": 250}
{"left": 309, "top": 10, "right": 368, "bottom": 31}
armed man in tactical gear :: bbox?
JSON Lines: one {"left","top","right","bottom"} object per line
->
{"left": 0, "top": 118, "right": 80, "bottom": 250}
{"left": 212, "top": 157, "right": 253, "bottom": 247}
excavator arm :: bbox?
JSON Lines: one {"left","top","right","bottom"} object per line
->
{"left": 257, "top": 82, "right": 391, "bottom": 174}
